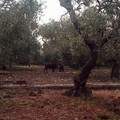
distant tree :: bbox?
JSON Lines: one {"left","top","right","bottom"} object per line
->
{"left": 39, "top": 20, "right": 61, "bottom": 63}
{"left": 40, "top": 19, "right": 89, "bottom": 67}
{"left": 59, "top": 0, "right": 120, "bottom": 96}
{"left": 100, "top": 40, "right": 120, "bottom": 79}
{"left": 0, "top": 0, "right": 44, "bottom": 69}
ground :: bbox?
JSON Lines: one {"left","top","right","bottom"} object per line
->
{"left": 0, "top": 66, "right": 120, "bottom": 120}
{"left": 0, "top": 65, "right": 119, "bottom": 85}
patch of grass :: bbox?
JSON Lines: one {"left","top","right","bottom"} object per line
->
{"left": 68, "top": 97, "right": 103, "bottom": 106}
{"left": 14, "top": 65, "right": 43, "bottom": 69}
{"left": 0, "top": 98, "right": 14, "bottom": 105}
{"left": 92, "top": 68, "right": 110, "bottom": 75}
{"left": 18, "top": 100, "right": 28, "bottom": 106}
{"left": 48, "top": 96, "right": 103, "bottom": 109}
{"left": 94, "top": 111, "right": 120, "bottom": 120}
{"left": 114, "top": 89, "right": 120, "bottom": 93}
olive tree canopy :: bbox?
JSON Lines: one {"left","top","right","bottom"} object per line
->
{"left": 59, "top": 0, "right": 120, "bottom": 96}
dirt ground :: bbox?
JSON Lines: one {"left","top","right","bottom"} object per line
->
{"left": 0, "top": 89, "right": 120, "bottom": 120}
{"left": 0, "top": 65, "right": 119, "bottom": 85}
{"left": 0, "top": 66, "right": 120, "bottom": 120}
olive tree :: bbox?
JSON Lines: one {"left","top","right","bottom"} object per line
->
{"left": 0, "top": 0, "right": 44, "bottom": 69}
{"left": 59, "top": 0, "right": 120, "bottom": 96}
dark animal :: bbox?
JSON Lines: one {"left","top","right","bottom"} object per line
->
{"left": 58, "top": 63, "right": 64, "bottom": 72}
{"left": 108, "top": 59, "right": 120, "bottom": 79}
{"left": 1, "top": 65, "right": 7, "bottom": 70}
{"left": 44, "top": 63, "right": 58, "bottom": 72}
{"left": 111, "top": 61, "right": 119, "bottom": 79}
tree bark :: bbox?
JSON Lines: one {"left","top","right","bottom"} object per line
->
{"left": 64, "top": 49, "right": 98, "bottom": 96}
{"left": 59, "top": 0, "right": 99, "bottom": 96}
{"left": 59, "top": 0, "right": 120, "bottom": 96}
{"left": 76, "top": 50, "right": 98, "bottom": 87}
{"left": 65, "top": 49, "right": 98, "bottom": 96}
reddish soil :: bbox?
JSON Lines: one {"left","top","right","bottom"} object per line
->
{"left": 0, "top": 66, "right": 120, "bottom": 120}
{"left": 0, "top": 66, "right": 119, "bottom": 85}
{"left": 0, "top": 89, "right": 120, "bottom": 120}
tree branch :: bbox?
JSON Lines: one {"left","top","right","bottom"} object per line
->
{"left": 101, "top": 18, "right": 120, "bottom": 48}
{"left": 0, "top": 0, "right": 13, "bottom": 9}
{"left": 59, "top": 0, "right": 96, "bottom": 50}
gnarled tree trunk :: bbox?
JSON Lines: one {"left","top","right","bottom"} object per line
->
{"left": 59, "top": 0, "right": 99, "bottom": 96}
{"left": 75, "top": 50, "right": 98, "bottom": 89}
{"left": 59, "top": 0, "right": 118, "bottom": 96}
{"left": 64, "top": 49, "right": 98, "bottom": 96}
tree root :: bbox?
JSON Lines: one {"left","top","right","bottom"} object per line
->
{"left": 63, "top": 87, "right": 92, "bottom": 97}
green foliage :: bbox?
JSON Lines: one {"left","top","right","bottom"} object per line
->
{"left": 0, "top": 0, "right": 44, "bottom": 68}
{"left": 80, "top": 7, "right": 107, "bottom": 42}
{"left": 40, "top": 0, "right": 120, "bottom": 69}
{"left": 40, "top": 19, "right": 90, "bottom": 67}
{"left": 98, "top": 40, "right": 120, "bottom": 66}
{"left": 0, "top": 0, "right": 118, "bottom": 68}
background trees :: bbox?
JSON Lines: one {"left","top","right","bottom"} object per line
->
{"left": 0, "top": 0, "right": 44, "bottom": 68}
{"left": 0, "top": 0, "right": 119, "bottom": 84}
{"left": 40, "top": 19, "right": 89, "bottom": 67}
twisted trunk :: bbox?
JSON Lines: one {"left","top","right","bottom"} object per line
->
{"left": 68, "top": 49, "right": 97, "bottom": 96}
{"left": 59, "top": 0, "right": 99, "bottom": 96}
{"left": 59, "top": 0, "right": 120, "bottom": 97}
{"left": 64, "top": 49, "right": 98, "bottom": 97}
{"left": 75, "top": 50, "right": 98, "bottom": 88}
